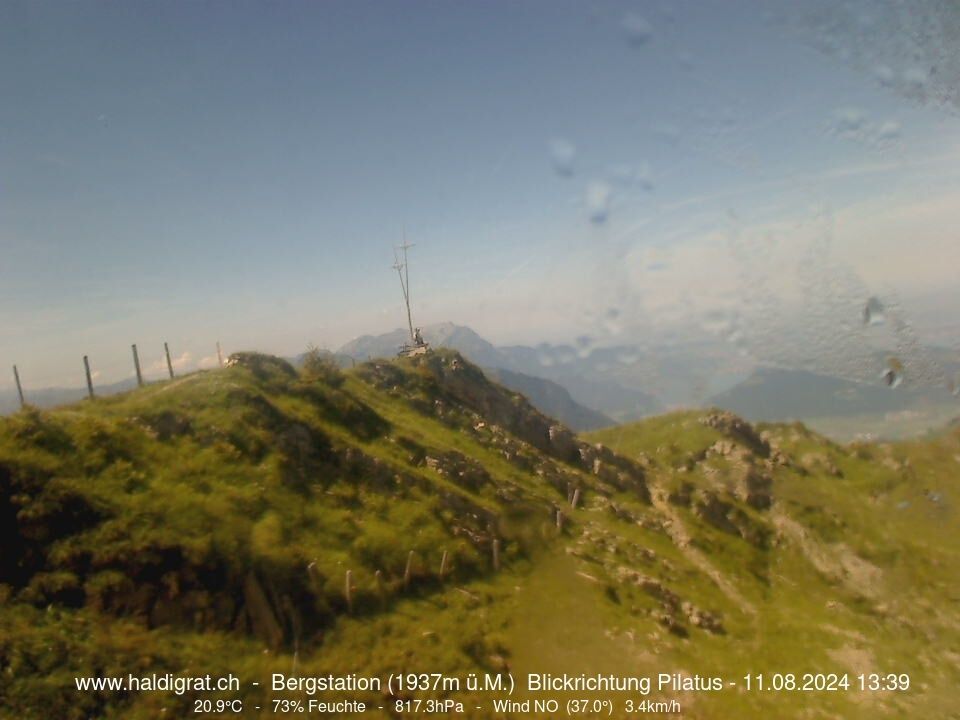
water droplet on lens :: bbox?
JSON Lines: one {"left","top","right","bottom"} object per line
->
{"left": 622, "top": 13, "right": 653, "bottom": 46}
{"left": 603, "top": 314, "right": 623, "bottom": 336}
{"left": 549, "top": 138, "right": 576, "bottom": 177}
{"left": 833, "top": 106, "right": 866, "bottom": 135}
{"left": 863, "top": 297, "right": 885, "bottom": 326}
{"left": 903, "top": 67, "right": 928, "bottom": 97}
{"left": 876, "top": 120, "right": 900, "bottom": 142}
{"left": 556, "top": 348, "right": 576, "bottom": 365}
{"left": 586, "top": 181, "right": 613, "bottom": 224}
{"left": 874, "top": 64, "right": 895, "bottom": 86}
{"left": 882, "top": 357, "right": 903, "bottom": 388}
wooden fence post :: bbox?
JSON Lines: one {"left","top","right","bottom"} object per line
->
{"left": 164, "top": 342, "right": 174, "bottom": 379}
{"left": 132, "top": 344, "right": 144, "bottom": 387}
{"left": 404, "top": 550, "right": 414, "bottom": 590}
{"left": 216, "top": 341, "right": 224, "bottom": 368}
{"left": 12, "top": 365, "right": 24, "bottom": 408}
{"left": 492, "top": 538, "right": 501, "bottom": 571}
{"left": 439, "top": 550, "right": 449, "bottom": 581}
{"left": 83, "top": 356, "right": 95, "bottom": 399}
{"left": 571, "top": 488, "right": 581, "bottom": 509}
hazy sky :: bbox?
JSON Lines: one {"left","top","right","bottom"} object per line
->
{"left": 2, "top": 0, "right": 959, "bottom": 388}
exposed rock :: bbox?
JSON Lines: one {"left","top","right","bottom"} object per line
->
{"left": 548, "top": 425, "right": 579, "bottom": 462}
{"left": 226, "top": 352, "right": 297, "bottom": 380}
{"left": 699, "top": 410, "right": 770, "bottom": 457}
{"left": 424, "top": 451, "right": 492, "bottom": 492}
{"left": 800, "top": 451, "right": 843, "bottom": 478}
{"left": 708, "top": 439, "right": 736, "bottom": 457}
{"left": 681, "top": 600, "right": 725, "bottom": 634}
{"left": 607, "top": 501, "right": 639, "bottom": 523}
{"left": 692, "top": 492, "right": 742, "bottom": 536}
{"left": 667, "top": 481, "right": 695, "bottom": 507}
{"left": 693, "top": 491, "right": 770, "bottom": 548}
{"left": 738, "top": 467, "right": 773, "bottom": 510}
{"left": 656, "top": 611, "right": 688, "bottom": 637}
{"left": 616, "top": 568, "right": 680, "bottom": 609}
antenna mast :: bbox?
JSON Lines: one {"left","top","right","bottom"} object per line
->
{"left": 393, "top": 239, "right": 416, "bottom": 343}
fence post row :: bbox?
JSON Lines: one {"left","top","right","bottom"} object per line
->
{"left": 10, "top": 339, "right": 229, "bottom": 407}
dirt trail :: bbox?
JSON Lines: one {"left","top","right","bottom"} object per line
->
{"left": 650, "top": 487, "right": 757, "bottom": 615}
{"left": 772, "top": 511, "right": 882, "bottom": 598}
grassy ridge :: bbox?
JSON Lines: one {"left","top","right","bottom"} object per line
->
{"left": 584, "top": 412, "right": 960, "bottom": 717}
{"left": 0, "top": 351, "right": 957, "bottom": 718}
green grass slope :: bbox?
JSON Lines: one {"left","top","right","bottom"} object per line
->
{"left": 0, "top": 351, "right": 957, "bottom": 718}
{"left": 585, "top": 411, "right": 959, "bottom": 718}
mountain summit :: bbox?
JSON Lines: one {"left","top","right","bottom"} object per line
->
{"left": 338, "top": 322, "right": 661, "bottom": 429}
{"left": 339, "top": 322, "right": 503, "bottom": 367}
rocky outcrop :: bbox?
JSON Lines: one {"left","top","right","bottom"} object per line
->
{"left": 385, "top": 351, "right": 651, "bottom": 502}
{"left": 699, "top": 410, "right": 770, "bottom": 458}
{"left": 548, "top": 424, "right": 580, "bottom": 463}
{"left": 616, "top": 567, "right": 725, "bottom": 636}
{"left": 226, "top": 352, "right": 297, "bottom": 380}
{"left": 692, "top": 490, "right": 771, "bottom": 548}
{"left": 738, "top": 466, "right": 773, "bottom": 510}
{"left": 424, "top": 450, "right": 492, "bottom": 492}
{"left": 800, "top": 451, "right": 843, "bottom": 478}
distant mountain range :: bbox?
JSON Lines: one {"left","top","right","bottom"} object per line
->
{"left": 339, "top": 324, "right": 740, "bottom": 421}
{"left": 707, "top": 366, "right": 926, "bottom": 421}
{"left": 339, "top": 323, "right": 505, "bottom": 368}
{"left": 338, "top": 323, "right": 665, "bottom": 429}
{"left": 339, "top": 322, "right": 960, "bottom": 438}
{"left": 482, "top": 367, "right": 614, "bottom": 431}
{"left": 6, "top": 322, "right": 954, "bottom": 438}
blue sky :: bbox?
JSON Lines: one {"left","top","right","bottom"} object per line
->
{"left": 2, "top": 0, "right": 959, "bottom": 388}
